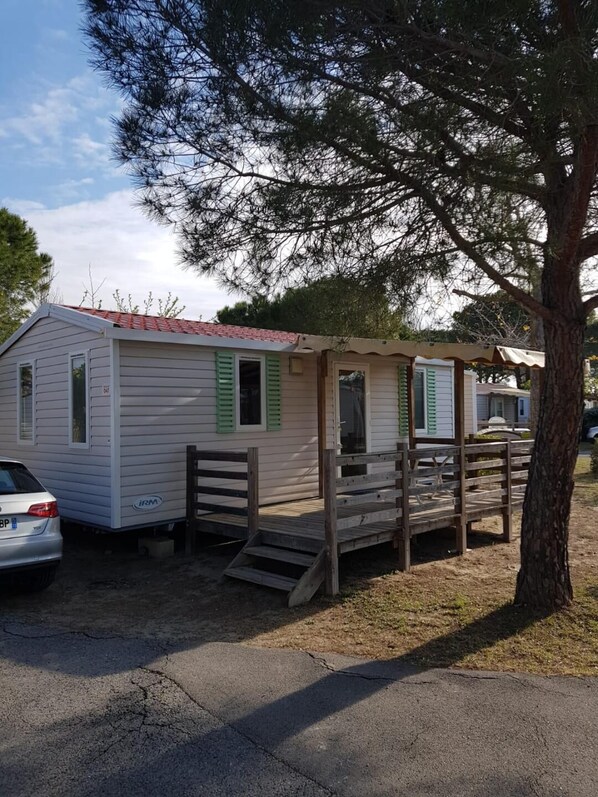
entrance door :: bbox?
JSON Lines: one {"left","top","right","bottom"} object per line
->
{"left": 337, "top": 368, "right": 368, "bottom": 477}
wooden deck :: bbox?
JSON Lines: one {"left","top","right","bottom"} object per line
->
{"left": 197, "top": 486, "right": 525, "bottom": 555}
{"left": 187, "top": 441, "right": 531, "bottom": 605}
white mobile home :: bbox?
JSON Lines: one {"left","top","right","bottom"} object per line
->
{"left": 0, "top": 304, "right": 480, "bottom": 531}
{"left": 476, "top": 382, "right": 531, "bottom": 426}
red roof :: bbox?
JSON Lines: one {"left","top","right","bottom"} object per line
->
{"left": 66, "top": 307, "right": 298, "bottom": 344}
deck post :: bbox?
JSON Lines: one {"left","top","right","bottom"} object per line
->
{"left": 185, "top": 444, "right": 197, "bottom": 555}
{"left": 323, "top": 447, "right": 339, "bottom": 595}
{"left": 456, "top": 442, "right": 468, "bottom": 555}
{"left": 453, "top": 359, "right": 467, "bottom": 554}
{"left": 247, "top": 447, "right": 260, "bottom": 537}
{"left": 454, "top": 359, "right": 465, "bottom": 445}
{"left": 502, "top": 440, "right": 513, "bottom": 542}
{"left": 317, "top": 352, "right": 328, "bottom": 499}
{"left": 398, "top": 442, "right": 411, "bottom": 571}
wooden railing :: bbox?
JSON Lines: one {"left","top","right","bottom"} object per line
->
{"left": 322, "top": 439, "right": 533, "bottom": 594}
{"left": 185, "top": 446, "right": 259, "bottom": 554}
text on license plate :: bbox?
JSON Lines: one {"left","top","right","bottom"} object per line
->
{"left": 0, "top": 518, "right": 17, "bottom": 529}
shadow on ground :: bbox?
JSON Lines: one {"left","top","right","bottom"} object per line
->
{"left": 0, "top": 518, "right": 549, "bottom": 680}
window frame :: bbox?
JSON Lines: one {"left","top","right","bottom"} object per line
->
{"left": 17, "top": 359, "right": 36, "bottom": 446}
{"left": 414, "top": 367, "right": 428, "bottom": 433}
{"left": 68, "top": 350, "right": 90, "bottom": 449}
{"left": 235, "top": 354, "right": 267, "bottom": 432}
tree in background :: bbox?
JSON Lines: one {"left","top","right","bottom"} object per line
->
{"left": 85, "top": 2, "right": 598, "bottom": 610}
{"left": 450, "top": 292, "right": 531, "bottom": 388}
{"left": 0, "top": 208, "right": 54, "bottom": 341}
{"left": 216, "top": 276, "right": 411, "bottom": 338}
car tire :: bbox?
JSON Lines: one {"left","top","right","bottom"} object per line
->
{"left": 18, "top": 565, "right": 58, "bottom": 593}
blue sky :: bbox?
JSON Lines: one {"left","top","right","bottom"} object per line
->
{"left": 0, "top": 0, "right": 230, "bottom": 317}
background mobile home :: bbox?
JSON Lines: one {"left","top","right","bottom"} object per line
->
{"left": 476, "top": 382, "right": 531, "bottom": 426}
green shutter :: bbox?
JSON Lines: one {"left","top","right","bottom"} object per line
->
{"left": 426, "top": 368, "right": 437, "bottom": 434}
{"left": 266, "top": 354, "right": 282, "bottom": 431}
{"left": 215, "top": 351, "right": 235, "bottom": 433}
{"left": 398, "top": 365, "right": 409, "bottom": 437}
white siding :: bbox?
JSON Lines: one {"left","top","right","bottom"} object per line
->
{"left": 118, "top": 342, "right": 319, "bottom": 527}
{"left": 430, "top": 363, "right": 453, "bottom": 438}
{"left": 0, "top": 317, "right": 112, "bottom": 525}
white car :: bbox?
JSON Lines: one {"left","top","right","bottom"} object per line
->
{"left": 0, "top": 458, "right": 62, "bottom": 591}
{"left": 587, "top": 426, "right": 598, "bottom": 441}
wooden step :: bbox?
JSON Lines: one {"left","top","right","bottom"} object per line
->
{"left": 260, "top": 530, "right": 322, "bottom": 553}
{"left": 288, "top": 550, "right": 326, "bottom": 608}
{"left": 225, "top": 566, "right": 298, "bottom": 592}
{"left": 243, "top": 545, "right": 316, "bottom": 567}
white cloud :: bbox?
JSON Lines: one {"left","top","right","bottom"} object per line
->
{"left": 2, "top": 198, "right": 46, "bottom": 214}
{"left": 72, "top": 132, "right": 112, "bottom": 170}
{"left": 53, "top": 177, "right": 95, "bottom": 202}
{"left": 0, "top": 73, "right": 119, "bottom": 167}
{"left": 7, "top": 190, "right": 236, "bottom": 320}
{"left": 1, "top": 86, "right": 78, "bottom": 147}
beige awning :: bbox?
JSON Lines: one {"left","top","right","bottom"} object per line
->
{"left": 295, "top": 335, "right": 545, "bottom": 369}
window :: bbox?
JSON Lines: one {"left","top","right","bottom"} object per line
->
{"left": 237, "top": 356, "right": 265, "bottom": 429}
{"left": 399, "top": 365, "right": 436, "bottom": 436}
{"left": 491, "top": 396, "right": 505, "bottom": 418}
{"left": 69, "top": 353, "right": 88, "bottom": 446}
{"left": 414, "top": 369, "right": 426, "bottom": 431}
{"left": 17, "top": 362, "right": 34, "bottom": 443}
{"left": 0, "top": 462, "right": 44, "bottom": 495}
{"left": 216, "top": 352, "right": 281, "bottom": 434}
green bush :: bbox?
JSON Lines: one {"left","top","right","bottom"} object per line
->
{"left": 591, "top": 440, "right": 598, "bottom": 477}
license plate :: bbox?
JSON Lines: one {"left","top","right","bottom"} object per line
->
{"left": 0, "top": 518, "right": 17, "bottom": 530}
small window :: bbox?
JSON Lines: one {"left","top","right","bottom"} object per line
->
{"left": 237, "top": 356, "right": 265, "bottom": 429}
{"left": 69, "top": 353, "right": 88, "bottom": 446}
{"left": 18, "top": 362, "right": 34, "bottom": 443}
{"left": 414, "top": 369, "right": 426, "bottom": 431}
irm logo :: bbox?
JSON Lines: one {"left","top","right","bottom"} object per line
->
{"left": 132, "top": 495, "right": 164, "bottom": 511}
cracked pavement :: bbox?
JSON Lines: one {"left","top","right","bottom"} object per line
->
{"left": 1, "top": 621, "right": 597, "bottom": 796}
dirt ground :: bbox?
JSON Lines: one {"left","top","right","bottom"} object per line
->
{"left": 1, "top": 462, "right": 597, "bottom": 676}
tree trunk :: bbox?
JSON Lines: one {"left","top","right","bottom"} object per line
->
{"left": 515, "top": 317, "right": 585, "bottom": 609}
{"left": 529, "top": 285, "right": 544, "bottom": 437}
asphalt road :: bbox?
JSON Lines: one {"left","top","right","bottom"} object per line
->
{"left": 0, "top": 620, "right": 597, "bottom": 796}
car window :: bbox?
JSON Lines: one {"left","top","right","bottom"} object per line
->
{"left": 0, "top": 463, "right": 45, "bottom": 494}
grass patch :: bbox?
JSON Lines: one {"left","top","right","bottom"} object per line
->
{"left": 575, "top": 455, "right": 598, "bottom": 507}
{"left": 254, "top": 569, "right": 598, "bottom": 676}
{"left": 253, "top": 484, "right": 598, "bottom": 676}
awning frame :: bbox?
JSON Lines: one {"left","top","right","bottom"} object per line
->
{"left": 296, "top": 334, "right": 545, "bottom": 369}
